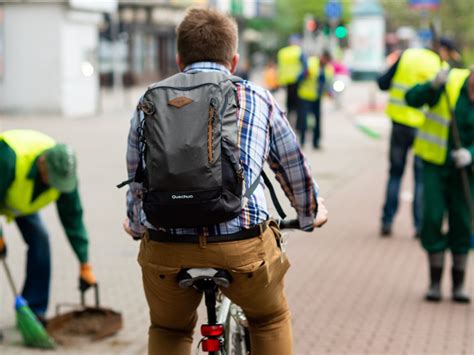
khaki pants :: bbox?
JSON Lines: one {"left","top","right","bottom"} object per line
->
{"left": 138, "top": 223, "right": 293, "bottom": 355}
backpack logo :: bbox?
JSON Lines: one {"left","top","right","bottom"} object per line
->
{"left": 168, "top": 96, "right": 193, "bottom": 108}
{"left": 171, "top": 194, "right": 194, "bottom": 200}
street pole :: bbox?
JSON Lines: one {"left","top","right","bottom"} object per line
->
{"left": 110, "top": 11, "right": 124, "bottom": 107}
{"left": 303, "top": 13, "right": 314, "bottom": 56}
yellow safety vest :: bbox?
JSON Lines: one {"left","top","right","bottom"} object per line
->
{"left": 0, "top": 130, "right": 60, "bottom": 219}
{"left": 386, "top": 48, "right": 443, "bottom": 128}
{"left": 277, "top": 45, "right": 303, "bottom": 86}
{"left": 414, "top": 68, "right": 470, "bottom": 165}
{"left": 297, "top": 56, "right": 334, "bottom": 102}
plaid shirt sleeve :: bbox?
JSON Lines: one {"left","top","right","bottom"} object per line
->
{"left": 126, "top": 105, "right": 147, "bottom": 237}
{"left": 266, "top": 93, "right": 319, "bottom": 230}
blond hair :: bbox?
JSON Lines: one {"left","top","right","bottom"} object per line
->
{"left": 177, "top": 8, "right": 238, "bottom": 67}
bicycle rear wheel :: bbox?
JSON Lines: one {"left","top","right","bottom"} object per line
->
{"left": 223, "top": 303, "right": 249, "bottom": 355}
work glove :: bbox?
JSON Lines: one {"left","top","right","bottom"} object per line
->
{"left": 431, "top": 69, "right": 449, "bottom": 89}
{"left": 451, "top": 148, "right": 472, "bottom": 168}
{"left": 79, "top": 263, "right": 97, "bottom": 292}
{"left": 0, "top": 236, "right": 6, "bottom": 259}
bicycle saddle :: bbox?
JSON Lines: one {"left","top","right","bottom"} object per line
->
{"left": 177, "top": 268, "right": 232, "bottom": 289}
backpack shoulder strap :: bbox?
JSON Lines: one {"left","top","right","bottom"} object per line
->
{"left": 260, "top": 170, "right": 287, "bottom": 219}
{"left": 228, "top": 75, "right": 244, "bottom": 84}
{"left": 242, "top": 170, "right": 287, "bottom": 219}
{"left": 117, "top": 101, "right": 148, "bottom": 189}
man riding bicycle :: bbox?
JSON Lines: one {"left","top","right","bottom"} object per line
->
{"left": 122, "top": 8, "right": 327, "bottom": 355}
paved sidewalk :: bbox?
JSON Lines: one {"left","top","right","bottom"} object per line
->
{"left": 0, "top": 81, "right": 472, "bottom": 355}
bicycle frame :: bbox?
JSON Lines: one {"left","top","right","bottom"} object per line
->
{"left": 189, "top": 218, "right": 299, "bottom": 355}
{"left": 197, "top": 290, "right": 248, "bottom": 355}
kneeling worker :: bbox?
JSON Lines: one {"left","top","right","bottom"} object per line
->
{"left": 0, "top": 129, "right": 97, "bottom": 322}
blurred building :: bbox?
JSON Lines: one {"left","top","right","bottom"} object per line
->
{"left": 99, "top": 1, "right": 195, "bottom": 88}
{"left": 0, "top": 0, "right": 117, "bottom": 117}
{"left": 0, "top": 6, "right": 4, "bottom": 82}
{"left": 0, "top": 0, "right": 273, "bottom": 117}
{"left": 99, "top": 0, "right": 275, "bottom": 87}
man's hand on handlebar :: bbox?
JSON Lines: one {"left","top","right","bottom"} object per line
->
{"left": 313, "top": 197, "right": 328, "bottom": 228}
{"left": 123, "top": 217, "right": 142, "bottom": 240}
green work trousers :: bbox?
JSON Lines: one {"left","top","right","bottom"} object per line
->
{"left": 421, "top": 162, "right": 473, "bottom": 254}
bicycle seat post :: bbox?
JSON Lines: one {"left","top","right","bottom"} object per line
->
{"left": 197, "top": 279, "right": 218, "bottom": 325}
{"left": 194, "top": 279, "right": 220, "bottom": 355}
{"left": 177, "top": 268, "right": 233, "bottom": 354}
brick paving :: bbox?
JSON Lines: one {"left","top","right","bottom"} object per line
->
{"left": 0, "top": 82, "right": 473, "bottom": 355}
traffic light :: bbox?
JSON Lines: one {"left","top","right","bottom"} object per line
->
{"left": 323, "top": 26, "right": 330, "bottom": 36}
{"left": 306, "top": 18, "right": 318, "bottom": 32}
{"left": 335, "top": 24, "right": 347, "bottom": 39}
{"left": 321, "top": 21, "right": 331, "bottom": 36}
{"left": 334, "top": 21, "right": 348, "bottom": 48}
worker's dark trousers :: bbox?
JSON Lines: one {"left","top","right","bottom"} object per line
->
{"left": 381, "top": 121, "right": 422, "bottom": 232}
{"left": 421, "top": 162, "right": 473, "bottom": 254}
{"left": 286, "top": 83, "right": 298, "bottom": 115}
{"left": 296, "top": 98, "right": 321, "bottom": 147}
{"left": 15, "top": 213, "right": 51, "bottom": 317}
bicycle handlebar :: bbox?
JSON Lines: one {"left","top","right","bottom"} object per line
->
{"left": 278, "top": 219, "right": 300, "bottom": 230}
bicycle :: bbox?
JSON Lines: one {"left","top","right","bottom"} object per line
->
{"left": 177, "top": 219, "right": 300, "bottom": 355}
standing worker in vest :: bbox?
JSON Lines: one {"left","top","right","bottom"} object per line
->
{"left": 296, "top": 50, "right": 334, "bottom": 149}
{"left": 377, "top": 48, "right": 443, "bottom": 238}
{"left": 439, "top": 37, "right": 465, "bottom": 69}
{"left": 406, "top": 67, "right": 474, "bottom": 303}
{"left": 123, "top": 8, "right": 328, "bottom": 355}
{"left": 277, "top": 35, "right": 308, "bottom": 127}
{"left": 0, "top": 130, "right": 97, "bottom": 323}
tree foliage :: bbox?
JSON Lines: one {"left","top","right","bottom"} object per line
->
{"left": 246, "top": 0, "right": 474, "bottom": 63}
{"left": 381, "top": 0, "right": 474, "bottom": 61}
{"left": 274, "top": 0, "right": 351, "bottom": 37}
{"left": 246, "top": 0, "right": 351, "bottom": 49}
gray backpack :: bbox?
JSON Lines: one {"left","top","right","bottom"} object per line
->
{"left": 129, "top": 71, "right": 262, "bottom": 229}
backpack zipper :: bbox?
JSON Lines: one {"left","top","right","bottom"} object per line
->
{"left": 220, "top": 90, "right": 229, "bottom": 117}
{"left": 146, "top": 77, "right": 237, "bottom": 94}
{"left": 208, "top": 98, "right": 218, "bottom": 164}
{"left": 222, "top": 137, "right": 244, "bottom": 181}
{"left": 147, "top": 82, "right": 221, "bottom": 93}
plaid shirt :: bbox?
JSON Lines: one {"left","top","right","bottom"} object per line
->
{"left": 126, "top": 62, "right": 318, "bottom": 237}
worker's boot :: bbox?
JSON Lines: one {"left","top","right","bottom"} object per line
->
{"left": 451, "top": 253, "right": 471, "bottom": 303}
{"left": 425, "top": 252, "right": 444, "bottom": 302}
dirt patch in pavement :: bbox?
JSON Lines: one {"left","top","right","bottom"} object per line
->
{"left": 46, "top": 309, "right": 122, "bottom": 346}
{"left": 48, "top": 313, "right": 108, "bottom": 346}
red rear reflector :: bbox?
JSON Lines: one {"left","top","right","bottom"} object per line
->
{"left": 202, "top": 338, "right": 221, "bottom": 352}
{"left": 201, "top": 324, "right": 224, "bottom": 337}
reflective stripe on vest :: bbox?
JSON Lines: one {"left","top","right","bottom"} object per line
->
{"left": 385, "top": 48, "right": 443, "bottom": 128}
{"left": 277, "top": 45, "right": 303, "bottom": 86}
{"left": 0, "top": 130, "right": 60, "bottom": 219}
{"left": 414, "top": 68, "right": 470, "bottom": 165}
{"left": 425, "top": 112, "right": 450, "bottom": 127}
{"left": 391, "top": 83, "right": 410, "bottom": 91}
{"left": 417, "top": 131, "right": 448, "bottom": 148}
{"left": 297, "top": 57, "right": 334, "bottom": 102}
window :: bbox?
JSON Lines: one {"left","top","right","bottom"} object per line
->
{"left": 0, "top": 6, "right": 4, "bottom": 80}
{"left": 132, "top": 31, "right": 145, "bottom": 74}
{"left": 144, "top": 34, "right": 157, "bottom": 73}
